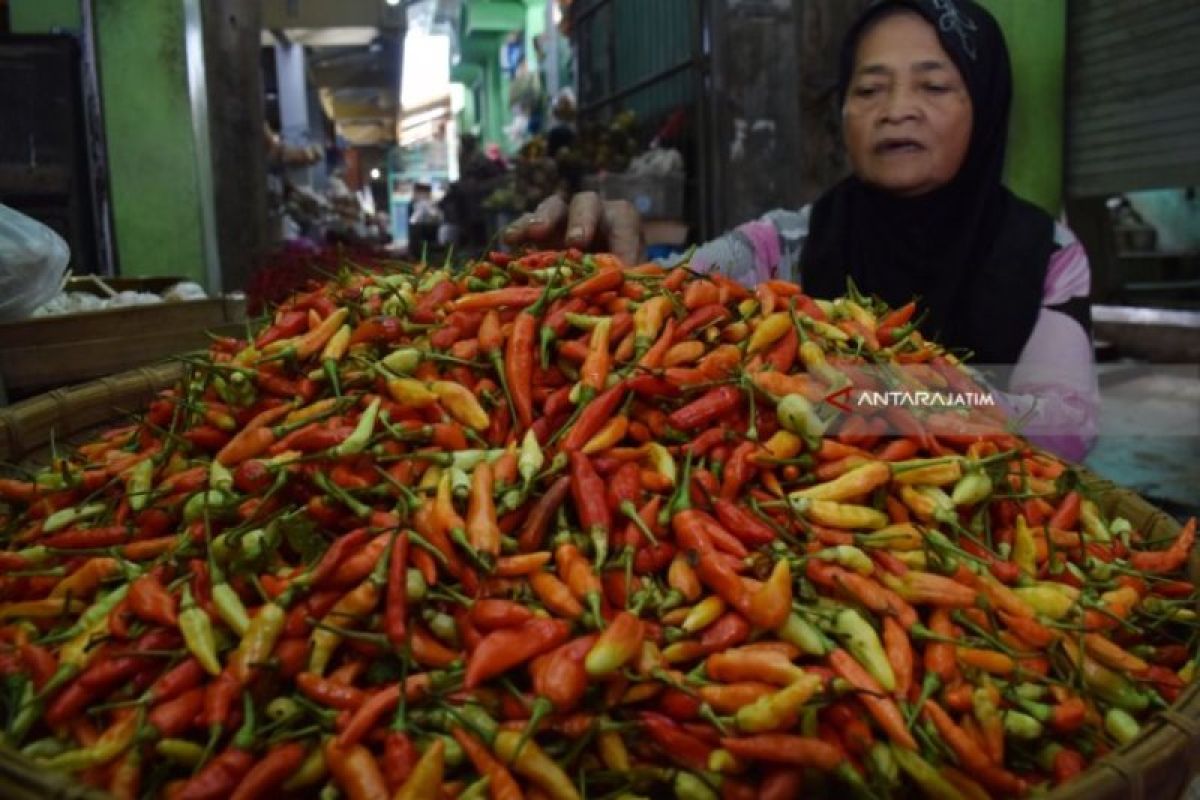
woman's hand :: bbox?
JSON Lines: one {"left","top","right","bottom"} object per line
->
{"left": 503, "top": 192, "right": 643, "bottom": 265}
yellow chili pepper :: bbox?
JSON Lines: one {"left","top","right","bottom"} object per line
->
{"left": 429, "top": 380, "right": 490, "bottom": 430}
{"left": 759, "top": 430, "right": 803, "bottom": 462}
{"left": 747, "top": 311, "right": 791, "bottom": 354}
{"left": 494, "top": 730, "right": 582, "bottom": 800}
{"left": 1013, "top": 515, "right": 1037, "bottom": 577}
{"left": 179, "top": 584, "right": 221, "bottom": 675}
{"left": 387, "top": 377, "right": 439, "bottom": 407}
{"left": 788, "top": 497, "right": 888, "bottom": 530}
{"left": 633, "top": 295, "right": 671, "bottom": 354}
{"left": 735, "top": 673, "right": 822, "bottom": 733}
{"left": 394, "top": 738, "right": 445, "bottom": 800}
{"left": 791, "top": 461, "right": 890, "bottom": 502}
{"left": 582, "top": 415, "right": 629, "bottom": 454}
{"left": 681, "top": 595, "right": 726, "bottom": 633}
{"left": 890, "top": 459, "right": 963, "bottom": 487}
{"left": 597, "top": 730, "right": 631, "bottom": 771}
{"left": 856, "top": 523, "right": 923, "bottom": 551}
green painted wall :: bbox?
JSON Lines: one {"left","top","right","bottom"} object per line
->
{"left": 524, "top": 0, "right": 545, "bottom": 73}
{"left": 978, "top": 0, "right": 1066, "bottom": 215}
{"left": 95, "top": 0, "right": 206, "bottom": 285}
{"left": 9, "top": 0, "right": 80, "bottom": 33}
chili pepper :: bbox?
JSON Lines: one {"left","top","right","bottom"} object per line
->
{"left": 380, "top": 530, "right": 411, "bottom": 648}
{"left": 569, "top": 451, "right": 613, "bottom": 569}
{"left": 1129, "top": 516, "right": 1195, "bottom": 573}
{"left": 891, "top": 745, "right": 968, "bottom": 800}
{"left": 470, "top": 598, "right": 535, "bottom": 631}
{"left": 639, "top": 711, "right": 714, "bottom": 771}
{"left": 585, "top": 610, "right": 644, "bottom": 677}
{"left": 309, "top": 534, "right": 393, "bottom": 675}
{"left": 828, "top": 648, "right": 916, "bottom": 750}
{"left": 330, "top": 396, "right": 381, "bottom": 457}
{"left": 230, "top": 599, "right": 287, "bottom": 683}
{"left": 668, "top": 386, "right": 742, "bottom": 431}
{"left": 226, "top": 741, "right": 309, "bottom": 800}
{"left": 392, "top": 738, "right": 444, "bottom": 800}
{"left": 323, "top": 739, "right": 390, "bottom": 800}
{"left": 37, "top": 708, "right": 142, "bottom": 773}
{"left": 493, "top": 730, "right": 579, "bottom": 800}
{"left": 175, "top": 584, "right": 220, "bottom": 675}
{"left": 452, "top": 725, "right": 523, "bottom": 800}
{"left": 466, "top": 617, "right": 570, "bottom": 689}
{"left": 559, "top": 381, "right": 627, "bottom": 452}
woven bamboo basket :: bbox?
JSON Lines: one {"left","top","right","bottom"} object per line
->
{"left": 0, "top": 365, "right": 1196, "bottom": 799}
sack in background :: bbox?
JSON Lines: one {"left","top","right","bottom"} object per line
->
{"left": 0, "top": 204, "right": 70, "bottom": 322}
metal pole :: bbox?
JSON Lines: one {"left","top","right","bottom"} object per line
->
{"left": 182, "top": 0, "right": 222, "bottom": 294}
{"left": 78, "top": 0, "right": 118, "bottom": 276}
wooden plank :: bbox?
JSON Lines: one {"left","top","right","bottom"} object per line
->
{"left": 0, "top": 297, "right": 245, "bottom": 347}
{"left": 0, "top": 321, "right": 243, "bottom": 397}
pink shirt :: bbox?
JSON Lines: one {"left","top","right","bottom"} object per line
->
{"left": 681, "top": 209, "right": 1098, "bottom": 460}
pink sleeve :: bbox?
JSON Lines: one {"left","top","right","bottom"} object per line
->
{"left": 996, "top": 226, "right": 1099, "bottom": 462}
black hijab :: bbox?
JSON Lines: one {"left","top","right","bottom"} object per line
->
{"left": 799, "top": 0, "right": 1055, "bottom": 363}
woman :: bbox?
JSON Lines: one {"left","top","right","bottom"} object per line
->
{"left": 504, "top": 0, "right": 1097, "bottom": 460}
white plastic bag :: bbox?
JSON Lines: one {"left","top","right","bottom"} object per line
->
{"left": 0, "top": 203, "right": 70, "bottom": 322}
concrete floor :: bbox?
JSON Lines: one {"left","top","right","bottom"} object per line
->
{"left": 1084, "top": 363, "right": 1200, "bottom": 522}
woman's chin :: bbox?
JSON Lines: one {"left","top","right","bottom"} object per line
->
{"left": 864, "top": 172, "right": 943, "bottom": 198}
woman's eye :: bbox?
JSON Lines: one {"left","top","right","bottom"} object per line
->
{"left": 854, "top": 85, "right": 881, "bottom": 98}
{"left": 923, "top": 84, "right": 951, "bottom": 94}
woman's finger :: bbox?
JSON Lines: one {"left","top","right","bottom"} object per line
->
{"left": 565, "top": 192, "right": 604, "bottom": 248}
{"left": 602, "top": 200, "right": 643, "bottom": 266}
{"left": 526, "top": 195, "right": 569, "bottom": 239}
{"left": 503, "top": 213, "right": 537, "bottom": 245}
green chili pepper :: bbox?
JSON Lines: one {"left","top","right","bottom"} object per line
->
{"left": 179, "top": 584, "right": 221, "bottom": 675}
{"left": 834, "top": 608, "right": 895, "bottom": 692}
{"left": 891, "top": 745, "right": 966, "bottom": 800}
{"left": 331, "top": 397, "right": 381, "bottom": 457}
{"left": 776, "top": 611, "right": 833, "bottom": 657}
{"left": 42, "top": 502, "right": 108, "bottom": 534}
{"left": 381, "top": 347, "right": 423, "bottom": 375}
{"left": 1002, "top": 710, "right": 1043, "bottom": 740}
{"left": 127, "top": 459, "right": 156, "bottom": 511}
{"left": 1105, "top": 707, "right": 1140, "bottom": 745}
{"left": 518, "top": 429, "right": 544, "bottom": 486}
{"left": 156, "top": 737, "right": 207, "bottom": 767}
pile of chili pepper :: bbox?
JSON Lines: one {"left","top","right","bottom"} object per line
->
{"left": 0, "top": 248, "right": 1196, "bottom": 800}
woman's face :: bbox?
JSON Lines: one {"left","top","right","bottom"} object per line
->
{"left": 842, "top": 10, "right": 973, "bottom": 197}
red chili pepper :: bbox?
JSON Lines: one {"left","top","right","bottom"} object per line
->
{"left": 676, "top": 304, "right": 731, "bottom": 339}
{"left": 146, "top": 657, "right": 206, "bottom": 705}
{"left": 128, "top": 572, "right": 178, "bottom": 627}
{"left": 465, "top": 617, "right": 571, "bottom": 689}
{"left": 720, "top": 441, "right": 759, "bottom": 500}
{"left": 517, "top": 476, "right": 572, "bottom": 552}
{"left": 700, "top": 611, "right": 751, "bottom": 652}
{"left": 638, "top": 711, "right": 714, "bottom": 771}
{"left": 177, "top": 749, "right": 255, "bottom": 800}
{"left": 470, "top": 598, "right": 535, "bottom": 630}
{"left": 42, "top": 525, "right": 129, "bottom": 550}
{"left": 559, "top": 381, "right": 628, "bottom": 452}
{"left": 570, "top": 451, "right": 613, "bottom": 567}
{"left": 411, "top": 279, "right": 457, "bottom": 323}
{"left": 708, "top": 499, "right": 775, "bottom": 546}
{"left": 668, "top": 385, "right": 742, "bottom": 431}
{"left": 148, "top": 686, "right": 205, "bottom": 738}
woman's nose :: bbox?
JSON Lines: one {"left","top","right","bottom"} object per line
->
{"left": 880, "top": 86, "right": 921, "bottom": 124}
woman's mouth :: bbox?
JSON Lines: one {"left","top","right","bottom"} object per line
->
{"left": 875, "top": 138, "right": 925, "bottom": 154}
